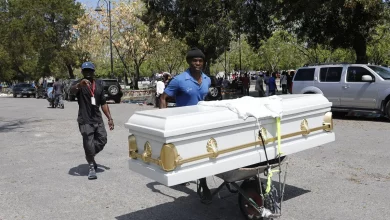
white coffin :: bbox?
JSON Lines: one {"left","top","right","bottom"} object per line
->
{"left": 125, "top": 94, "right": 335, "bottom": 186}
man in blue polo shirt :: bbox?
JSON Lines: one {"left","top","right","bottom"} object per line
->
{"left": 160, "top": 47, "right": 212, "bottom": 204}
{"left": 160, "top": 48, "right": 211, "bottom": 107}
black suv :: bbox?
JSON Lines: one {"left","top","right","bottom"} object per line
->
{"left": 205, "top": 75, "right": 223, "bottom": 101}
{"left": 100, "top": 79, "right": 123, "bottom": 103}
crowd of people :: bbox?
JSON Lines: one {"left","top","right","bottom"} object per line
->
{"left": 218, "top": 70, "right": 296, "bottom": 97}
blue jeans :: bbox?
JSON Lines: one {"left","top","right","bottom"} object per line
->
{"left": 54, "top": 94, "right": 64, "bottom": 106}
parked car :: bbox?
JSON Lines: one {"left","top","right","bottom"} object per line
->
{"left": 205, "top": 75, "right": 223, "bottom": 101}
{"left": 100, "top": 79, "right": 123, "bottom": 103}
{"left": 292, "top": 63, "right": 390, "bottom": 118}
{"left": 12, "top": 83, "right": 36, "bottom": 98}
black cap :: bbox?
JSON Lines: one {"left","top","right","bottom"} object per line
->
{"left": 186, "top": 47, "right": 205, "bottom": 61}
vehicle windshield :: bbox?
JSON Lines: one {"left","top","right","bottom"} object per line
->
{"left": 368, "top": 65, "right": 390, "bottom": 80}
{"left": 16, "top": 83, "right": 32, "bottom": 87}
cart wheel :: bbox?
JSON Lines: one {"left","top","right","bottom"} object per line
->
{"left": 238, "top": 179, "right": 279, "bottom": 220}
{"left": 238, "top": 179, "right": 264, "bottom": 220}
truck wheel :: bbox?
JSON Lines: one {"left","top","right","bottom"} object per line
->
{"left": 13, "top": 94, "right": 17, "bottom": 98}
{"left": 385, "top": 101, "right": 390, "bottom": 118}
{"left": 108, "top": 85, "right": 119, "bottom": 96}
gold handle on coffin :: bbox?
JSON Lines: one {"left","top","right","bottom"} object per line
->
{"left": 128, "top": 135, "right": 138, "bottom": 159}
{"left": 128, "top": 136, "right": 163, "bottom": 167}
{"left": 128, "top": 112, "right": 334, "bottom": 172}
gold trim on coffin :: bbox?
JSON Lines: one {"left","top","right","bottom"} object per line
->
{"left": 128, "top": 112, "right": 334, "bottom": 172}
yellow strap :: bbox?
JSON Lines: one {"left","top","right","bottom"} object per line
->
{"left": 276, "top": 117, "right": 284, "bottom": 156}
{"left": 265, "top": 169, "right": 280, "bottom": 194}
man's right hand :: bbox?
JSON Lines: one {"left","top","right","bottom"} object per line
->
{"left": 79, "top": 79, "right": 91, "bottom": 87}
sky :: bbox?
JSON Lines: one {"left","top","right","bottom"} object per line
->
{"left": 76, "top": 0, "right": 95, "bottom": 8}
{"left": 76, "top": 0, "right": 120, "bottom": 9}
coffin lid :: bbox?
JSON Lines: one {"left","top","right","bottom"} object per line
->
{"left": 125, "top": 94, "right": 331, "bottom": 138}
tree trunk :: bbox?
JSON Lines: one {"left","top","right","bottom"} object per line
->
{"left": 134, "top": 65, "right": 140, "bottom": 90}
{"left": 353, "top": 35, "right": 368, "bottom": 64}
{"left": 124, "top": 71, "right": 129, "bottom": 85}
{"left": 66, "top": 64, "right": 75, "bottom": 79}
{"left": 204, "top": 59, "right": 211, "bottom": 75}
{"left": 168, "top": 64, "right": 173, "bottom": 75}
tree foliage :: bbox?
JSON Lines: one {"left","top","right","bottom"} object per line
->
{"left": 141, "top": 0, "right": 235, "bottom": 73}
{"left": 273, "top": 0, "right": 390, "bottom": 63}
{"left": 0, "top": 0, "right": 83, "bottom": 82}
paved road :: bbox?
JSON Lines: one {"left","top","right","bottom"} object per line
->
{"left": 0, "top": 97, "right": 389, "bottom": 220}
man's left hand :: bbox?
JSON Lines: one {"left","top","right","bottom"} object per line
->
{"left": 108, "top": 119, "right": 114, "bottom": 130}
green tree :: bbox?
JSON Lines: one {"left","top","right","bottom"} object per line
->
{"left": 141, "top": 0, "right": 234, "bottom": 73}
{"left": 110, "top": 1, "right": 163, "bottom": 89}
{"left": 0, "top": 0, "right": 83, "bottom": 81}
{"left": 273, "top": 0, "right": 390, "bottom": 64}
{"left": 150, "top": 33, "right": 188, "bottom": 75}
{"left": 367, "top": 24, "right": 390, "bottom": 65}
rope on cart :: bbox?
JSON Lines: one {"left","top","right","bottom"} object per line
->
{"left": 265, "top": 168, "right": 280, "bottom": 194}
{"left": 256, "top": 117, "right": 284, "bottom": 195}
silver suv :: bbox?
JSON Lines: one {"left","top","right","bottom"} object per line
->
{"left": 292, "top": 63, "right": 390, "bottom": 118}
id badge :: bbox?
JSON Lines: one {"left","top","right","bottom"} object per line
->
{"left": 91, "top": 96, "right": 96, "bottom": 105}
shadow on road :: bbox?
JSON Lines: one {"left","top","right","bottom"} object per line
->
{"left": 115, "top": 181, "right": 310, "bottom": 220}
{"left": 0, "top": 118, "right": 54, "bottom": 133}
{"left": 332, "top": 112, "right": 390, "bottom": 123}
{"left": 68, "top": 164, "right": 111, "bottom": 176}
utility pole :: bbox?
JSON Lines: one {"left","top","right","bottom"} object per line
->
{"left": 239, "top": 35, "right": 242, "bottom": 71}
{"left": 95, "top": 0, "right": 114, "bottom": 78}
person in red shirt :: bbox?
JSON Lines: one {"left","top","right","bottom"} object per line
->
{"left": 242, "top": 73, "right": 250, "bottom": 96}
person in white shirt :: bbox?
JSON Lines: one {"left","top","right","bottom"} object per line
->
{"left": 155, "top": 77, "right": 165, "bottom": 108}
{"left": 280, "top": 71, "right": 288, "bottom": 94}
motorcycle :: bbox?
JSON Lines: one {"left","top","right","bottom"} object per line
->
{"left": 46, "top": 88, "right": 64, "bottom": 109}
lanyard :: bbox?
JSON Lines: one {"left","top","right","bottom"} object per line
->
{"left": 87, "top": 81, "right": 95, "bottom": 97}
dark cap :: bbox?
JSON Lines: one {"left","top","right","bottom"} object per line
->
{"left": 81, "top": 62, "right": 95, "bottom": 70}
{"left": 186, "top": 47, "right": 205, "bottom": 61}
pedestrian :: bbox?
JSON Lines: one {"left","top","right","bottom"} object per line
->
{"left": 237, "top": 73, "right": 243, "bottom": 95}
{"left": 159, "top": 47, "right": 212, "bottom": 204}
{"left": 70, "top": 62, "right": 114, "bottom": 180}
{"left": 280, "top": 71, "right": 288, "bottom": 94}
{"left": 52, "top": 78, "right": 65, "bottom": 109}
{"left": 268, "top": 72, "right": 278, "bottom": 96}
{"left": 43, "top": 77, "right": 47, "bottom": 89}
{"left": 222, "top": 77, "right": 230, "bottom": 89}
{"left": 255, "top": 73, "right": 265, "bottom": 97}
{"left": 155, "top": 77, "right": 165, "bottom": 108}
{"left": 287, "top": 70, "right": 295, "bottom": 94}
{"left": 242, "top": 73, "right": 250, "bottom": 96}
{"left": 264, "top": 71, "right": 270, "bottom": 96}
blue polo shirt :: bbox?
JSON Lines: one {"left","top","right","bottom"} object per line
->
{"left": 164, "top": 69, "right": 211, "bottom": 107}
